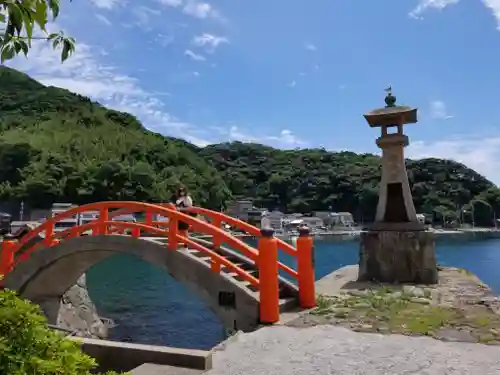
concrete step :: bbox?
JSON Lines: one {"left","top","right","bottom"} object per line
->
{"left": 131, "top": 363, "right": 206, "bottom": 375}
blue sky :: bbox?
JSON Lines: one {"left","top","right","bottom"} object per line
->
{"left": 6, "top": 0, "right": 500, "bottom": 185}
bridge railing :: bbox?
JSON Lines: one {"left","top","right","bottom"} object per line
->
{"left": 105, "top": 204, "right": 301, "bottom": 281}
{"left": 0, "top": 201, "right": 316, "bottom": 324}
{"left": 182, "top": 206, "right": 299, "bottom": 277}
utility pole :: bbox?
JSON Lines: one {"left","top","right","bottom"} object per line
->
{"left": 19, "top": 201, "right": 24, "bottom": 221}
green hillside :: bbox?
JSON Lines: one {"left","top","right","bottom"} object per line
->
{"left": 199, "top": 142, "right": 500, "bottom": 224}
{"left": 0, "top": 66, "right": 230, "bottom": 209}
{"left": 0, "top": 66, "right": 498, "bottom": 225}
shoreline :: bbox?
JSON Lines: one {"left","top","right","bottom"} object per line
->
{"left": 226, "top": 228, "right": 500, "bottom": 242}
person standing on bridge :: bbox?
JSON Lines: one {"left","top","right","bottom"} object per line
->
{"left": 174, "top": 186, "right": 194, "bottom": 239}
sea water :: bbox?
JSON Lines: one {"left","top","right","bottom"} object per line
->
{"left": 86, "top": 236, "right": 500, "bottom": 349}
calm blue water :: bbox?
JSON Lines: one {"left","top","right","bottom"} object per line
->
{"left": 86, "top": 236, "right": 500, "bottom": 350}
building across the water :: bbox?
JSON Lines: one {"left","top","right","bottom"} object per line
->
{"left": 331, "top": 212, "right": 355, "bottom": 227}
{"left": 225, "top": 199, "right": 266, "bottom": 226}
{"left": 283, "top": 216, "right": 325, "bottom": 232}
{"left": 261, "top": 210, "right": 285, "bottom": 230}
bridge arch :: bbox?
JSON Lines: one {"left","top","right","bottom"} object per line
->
{"left": 4, "top": 235, "right": 261, "bottom": 332}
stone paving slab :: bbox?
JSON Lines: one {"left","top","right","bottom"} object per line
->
{"left": 131, "top": 363, "right": 206, "bottom": 375}
{"left": 206, "top": 325, "right": 500, "bottom": 375}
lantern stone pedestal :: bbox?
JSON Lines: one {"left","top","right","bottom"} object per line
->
{"left": 358, "top": 230, "right": 437, "bottom": 284}
{"left": 358, "top": 89, "right": 438, "bottom": 284}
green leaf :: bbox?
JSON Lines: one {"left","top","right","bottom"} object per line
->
{"left": 33, "top": 0, "right": 48, "bottom": 31}
{"left": 18, "top": 39, "right": 29, "bottom": 57}
{"left": 7, "top": 3, "right": 23, "bottom": 36}
{"left": 48, "top": 0, "right": 61, "bottom": 19}
{"left": 0, "top": 42, "right": 15, "bottom": 62}
{"left": 52, "top": 38, "right": 60, "bottom": 49}
{"left": 61, "top": 39, "right": 74, "bottom": 62}
{"left": 20, "top": 8, "right": 34, "bottom": 46}
{"left": 0, "top": 12, "right": 5, "bottom": 24}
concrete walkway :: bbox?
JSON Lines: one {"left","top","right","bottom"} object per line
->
{"left": 207, "top": 326, "right": 500, "bottom": 375}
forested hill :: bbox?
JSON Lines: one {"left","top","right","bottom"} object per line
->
{"left": 199, "top": 142, "right": 500, "bottom": 224}
{"left": 0, "top": 66, "right": 231, "bottom": 209}
{"left": 0, "top": 66, "right": 499, "bottom": 224}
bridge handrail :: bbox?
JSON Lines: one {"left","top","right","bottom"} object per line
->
{"left": 13, "top": 202, "right": 259, "bottom": 264}
{"left": 61, "top": 202, "right": 298, "bottom": 280}
{"left": 15, "top": 220, "right": 260, "bottom": 288}
{"left": 185, "top": 206, "right": 298, "bottom": 257}
{"left": 105, "top": 204, "right": 299, "bottom": 279}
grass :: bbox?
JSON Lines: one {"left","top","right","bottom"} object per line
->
{"left": 458, "top": 268, "right": 474, "bottom": 276}
{"left": 310, "top": 287, "right": 500, "bottom": 343}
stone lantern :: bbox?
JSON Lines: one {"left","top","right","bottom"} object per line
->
{"left": 358, "top": 88, "right": 438, "bottom": 284}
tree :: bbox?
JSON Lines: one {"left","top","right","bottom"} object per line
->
{"left": 0, "top": 0, "right": 75, "bottom": 63}
{"left": 0, "top": 288, "right": 124, "bottom": 374}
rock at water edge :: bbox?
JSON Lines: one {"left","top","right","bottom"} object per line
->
{"left": 57, "top": 274, "right": 109, "bottom": 338}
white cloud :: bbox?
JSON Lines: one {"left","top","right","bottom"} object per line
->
{"left": 429, "top": 100, "right": 453, "bottom": 120}
{"left": 158, "top": 0, "right": 183, "bottom": 6}
{"left": 222, "top": 126, "right": 306, "bottom": 148}
{"left": 409, "top": 0, "right": 500, "bottom": 29}
{"left": 185, "top": 135, "right": 211, "bottom": 147}
{"left": 183, "top": 1, "right": 219, "bottom": 19}
{"left": 407, "top": 136, "right": 500, "bottom": 185}
{"left": 192, "top": 33, "right": 228, "bottom": 52}
{"left": 132, "top": 6, "right": 161, "bottom": 28}
{"left": 95, "top": 14, "right": 112, "bottom": 26}
{"left": 482, "top": 0, "right": 500, "bottom": 29}
{"left": 90, "top": 0, "right": 120, "bottom": 9}
{"left": 266, "top": 129, "right": 305, "bottom": 147}
{"left": 6, "top": 33, "right": 196, "bottom": 138}
{"left": 409, "top": 0, "right": 459, "bottom": 19}
{"left": 288, "top": 80, "right": 297, "bottom": 88}
{"left": 155, "top": 33, "right": 175, "bottom": 47}
{"left": 305, "top": 43, "right": 317, "bottom": 52}
{"left": 429, "top": 100, "right": 454, "bottom": 120}
{"left": 228, "top": 126, "right": 257, "bottom": 143}
{"left": 184, "top": 49, "right": 206, "bottom": 61}
{"left": 158, "top": 0, "right": 221, "bottom": 19}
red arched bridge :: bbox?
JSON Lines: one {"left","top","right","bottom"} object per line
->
{"left": 0, "top": 201, "right": 316, "bottom": 332}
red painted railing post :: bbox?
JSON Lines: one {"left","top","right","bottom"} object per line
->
{"left": 166, "top": 203, "right": 178, "bottom": 250}
{"left": 131, "top": 226, "right": 141, "bottom": 238}
{"left": 99, "top": 207, "right": 109, "bottom": 235}
{"left": 145, "top": 209, "right": 154, "bottom": 226}
{"left": 44, "top": 222, "right": 54, "bottom": 246}
{"left": 296, "top": 226, "right": 316, "bottom": 308}
{"left": 211, "top": 217, "right": 222, "bottom": 273}
{"left": 258, "top": 227, "right": 280, "bottom": 324}
{"left": 0, "top": 234, "right": 16, "bottom": 284}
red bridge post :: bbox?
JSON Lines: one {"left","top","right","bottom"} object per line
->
{"left": 98, "top": 207, "right": 109, "bottom": 235}
{"left": 0, "top": 234, "right": 16, "bottom": 284}
{"left": 211, "top": 217, "right": 222, "bottom": 272}
{"left": 166, "top": 203, "right": 179, "bottom": 250}
{"left": 44, "top": 223, "right": 54, "bottom": 246}
{"left": 296, "top": 226, "right": 316, "bottom": 308}
{"left": 258, "top": 228, "right": 280, "bottom": 324}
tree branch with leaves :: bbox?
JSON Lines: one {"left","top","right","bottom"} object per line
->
{"left": 0, "top": 0, "right": 75, "bottom": 63}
